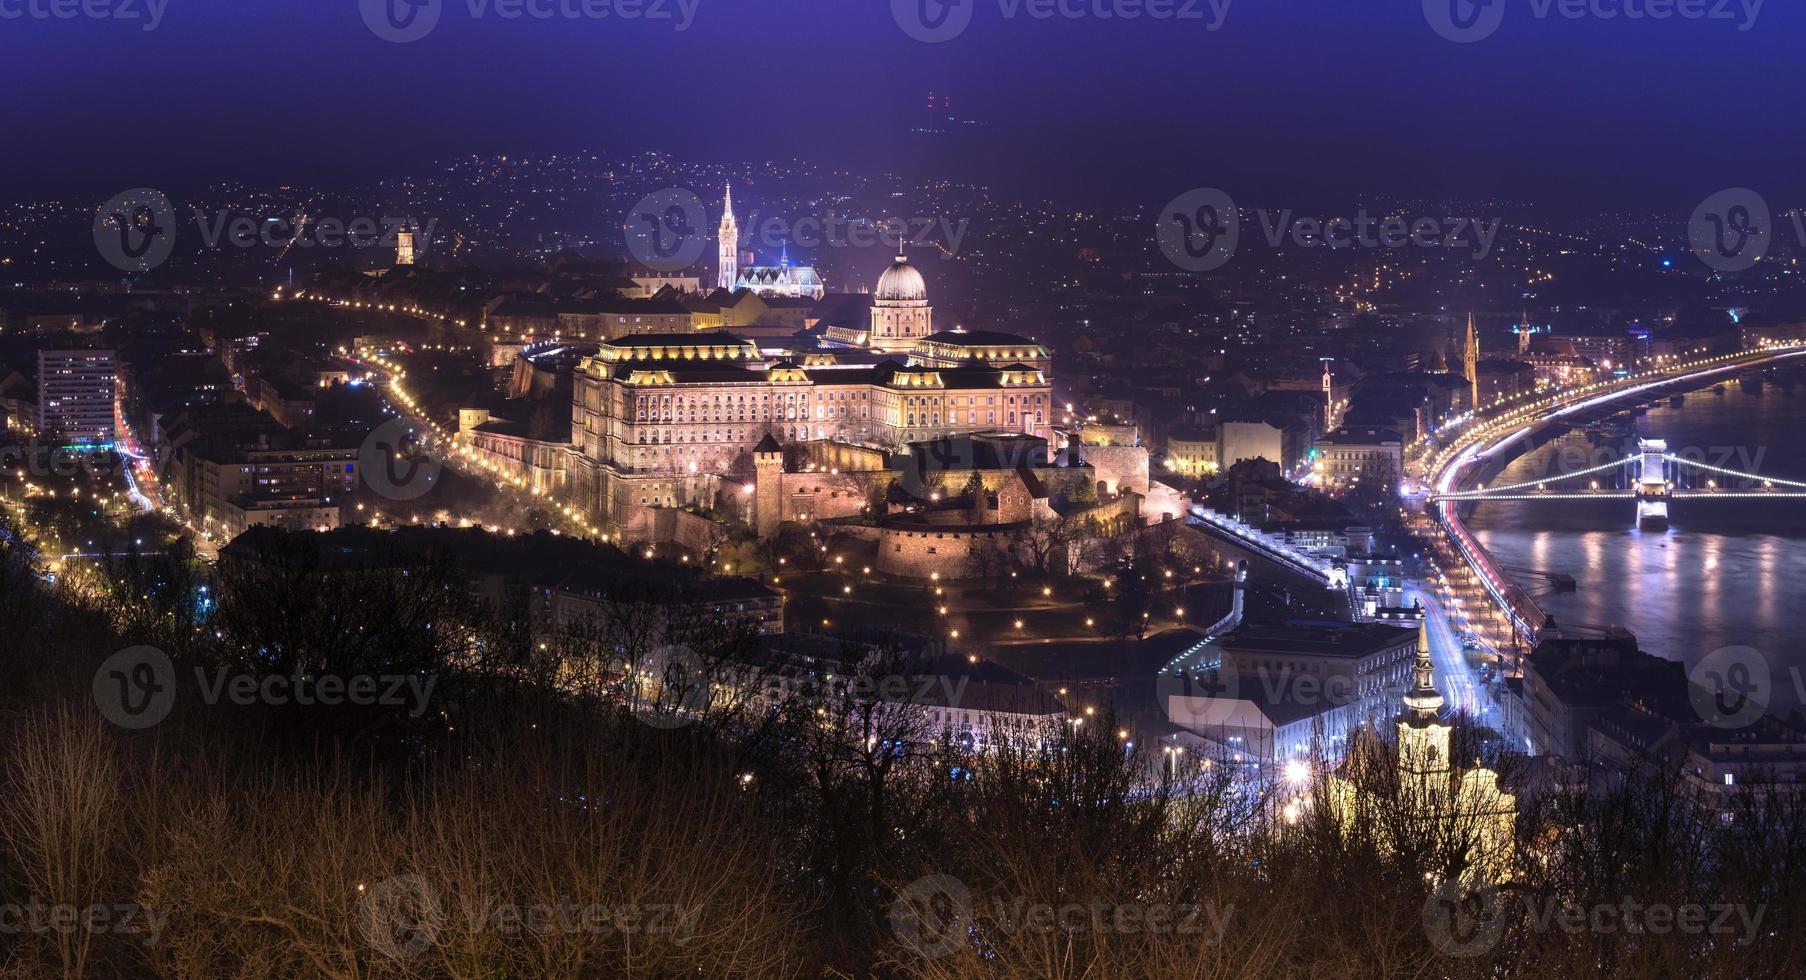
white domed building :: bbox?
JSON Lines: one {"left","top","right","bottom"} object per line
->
{"left": 868, "top": 254, "right": 934, "bottom": 352}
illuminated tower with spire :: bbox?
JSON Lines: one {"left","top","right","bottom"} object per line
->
{"left": 1463, "top": 313, "right": 1480, "bottom": 409}
{"left": 1399, "top": 621, "right": 1450, "bottom": 773}
{"left": 395, "top": 225, "right": 415, "bottom": 267}
{"left": 1329, "top": 620, "right": 1518, "bottom": 883}
{"left": 1518, "top": 309, "right": 1532, "bottom": 355}
{"left": 717, "top": 184, "right": 739, "bottom": 292}
{"left": 1321, "top": 359, "right": 1338, "bottom": 430}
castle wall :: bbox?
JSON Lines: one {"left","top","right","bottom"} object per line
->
{"left": 1074, "top": 445, "right": 1151, "bottom": 497}
{"left": 874, "top": 523, "right": 1028, "bottom": 580}
{"left": 775, "top": 470, "right": 869, "bottom": 524}
{"left": 795, "top": 440, "right": 889, "bottom": 474}
{"left": 650, "top": 507, "right": 732, "bottom": 555}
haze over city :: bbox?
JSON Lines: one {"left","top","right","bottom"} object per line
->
{"left": 0, "top": 2, "right": 1803, "bottom": 978}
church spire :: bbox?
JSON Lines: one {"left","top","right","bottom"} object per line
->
{"left": 717, "top": 183, "right": 739, "bottom": 292}
{"left": 1463, "top": 313, "right": 1480, "bottom": 408}
{"left": 1403, "top": 620, "right": 1445, "bottom": 727}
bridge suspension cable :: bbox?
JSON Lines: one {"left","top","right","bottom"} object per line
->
{"left": 1663, "top": 454, "right": 1806, "bottom": 490}
{"left": 1433, "top": 456, "right": 1635, "bottom": 500}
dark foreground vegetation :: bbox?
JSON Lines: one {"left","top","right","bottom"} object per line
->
{"left": 0, "top": 522, "right": 1800, "bottom": 979}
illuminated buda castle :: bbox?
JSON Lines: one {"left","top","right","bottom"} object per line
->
{"left": 565, "top": 254, "right": 1053, "bottom": 535}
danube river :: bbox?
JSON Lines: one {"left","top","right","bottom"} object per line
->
{"left": 1467, "top": 381, "right": 1806, "bottom": 708}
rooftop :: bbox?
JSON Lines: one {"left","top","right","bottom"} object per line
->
{"left": 1218, "top": 621, "right": 1417, "bottom": 661}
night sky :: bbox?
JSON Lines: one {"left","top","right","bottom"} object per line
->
{"left": 4, "top": 0, "right": 1800, "bottom": 209}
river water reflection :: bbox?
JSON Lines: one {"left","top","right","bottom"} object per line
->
{"left": 1468, "top": 383, "right": 1806, "bottom": 710}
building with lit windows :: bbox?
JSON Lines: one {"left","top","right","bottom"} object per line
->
{"left": 36, "top": 348, "right": 117, "bottom": 446}
{"left": 1313, "top": 426, "right": 1403, "bottom": 489}
{"left": 911, "top": 330, "right": 1051, "bottom": 373}
{"left": 158, "top": 407, "right": 359, "bottom": 539}
{"left": 1163, "top": 426, "right": 1219, "bottom": 478}
{"left": 734, "top": 259, "right": 826, "bottom": 301}
{"left": 1165, "top": 621, "right": 1419, "bottom": 766}
{"left": 563, "top": 257, "right": 1054, "bottom": 536}
{"left": 1519, "top": 351, "right": 1596, "bottom": 388}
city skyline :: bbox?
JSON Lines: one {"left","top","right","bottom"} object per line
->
{"left": 1, "top": 5, "right": 1803, "bottom": 977}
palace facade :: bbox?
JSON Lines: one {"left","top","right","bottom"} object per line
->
{"left": 563, "top": 255, "right": 1054, "bottom": 534}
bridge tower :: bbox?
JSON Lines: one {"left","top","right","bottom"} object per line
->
{"left": 1635, "top": 438, "right": 1670, "bottom": 529}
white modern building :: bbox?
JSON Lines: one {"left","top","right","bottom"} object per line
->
{"left": 37, "top": 348, "right": 117, "bottom": 446}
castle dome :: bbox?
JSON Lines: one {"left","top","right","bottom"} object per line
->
{"left": 875, "top": 255, "right": 927, "bottom": 303}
